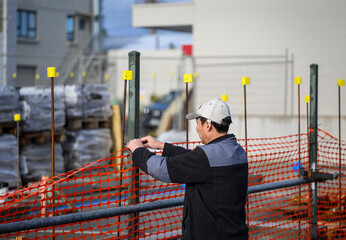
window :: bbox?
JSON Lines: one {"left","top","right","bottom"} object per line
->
{"left": 17, "top": 10, "right": 36, "bottom": 39}
{"left": 66, "top": 16, "right": 75, "bottom": 41}
{"left": 79, "top": 19, "right": 85, "bottom": 30}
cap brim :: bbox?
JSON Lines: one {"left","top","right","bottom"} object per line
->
{"left": 186, "top": 112, "right": 200, "bottom": 120}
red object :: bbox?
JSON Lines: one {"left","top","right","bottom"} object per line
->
{"left": 182, "top": 44, "right": 193, "bottom": 56}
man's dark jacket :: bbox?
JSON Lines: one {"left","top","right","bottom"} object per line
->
{"left": 133, "top": 134, "right": 249, "bottom": 240}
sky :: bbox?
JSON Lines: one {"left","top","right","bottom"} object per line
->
{"left": 102, "top": 0, "right": 192, "bottom": 50}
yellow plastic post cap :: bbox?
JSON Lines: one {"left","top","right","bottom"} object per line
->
{"left": 122, "top": 70, "right": 133, "bottom": 80}
{"left": 338, "top": 79, "right": 345, "bottom": 87}
{"left": 152, "top": 73, "right": 157, "bottom": 78}
{"left": 184, "top": 74, "right": 193, "bottom": 83}
{"left": 12, "top": 73, "right": 17, "bottom": 79}
{"left": 193, "top": 72, "right": 199, "bottom": 78}
{"left": 305, "top": 95, "right": 310, "bottom": 103}
{"left": 295, "top": 77, "right": 302, "bottom": 85}
{"left": 35, "top": 74, "right": 40, "bottom": 80}
{"left": 221, "top": 94, "right": 228, "bottom": 102}
{"left": 69, "top": 72, "right": 74, "bottom": 78}
{"left": 82, "top": 72, "right": 86, "bottom": 77}
{"left": 47, "top": 67, "right": 56, "bottom": 78}
{"left": 105, "top": 74, "right": 110, "bottom": 80}
{"left": 14, "top": 114, "right": 21, "bottom": 122}
{"left": 241, "top": 77, "right": 250, "bottom": 85}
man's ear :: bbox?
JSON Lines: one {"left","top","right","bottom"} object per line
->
{"left": 206, "top": 121, "right": 212, "bottom": 131}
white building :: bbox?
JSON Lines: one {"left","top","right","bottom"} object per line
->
{"left": 132, "top": 0, "right": 346, "bottom": 140}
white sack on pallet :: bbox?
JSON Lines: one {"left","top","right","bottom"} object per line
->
{"left": 19, "top": 87, "right": 65, "bottom": 132}
{"left": 21, "top": 143, "right": 64, "bottom": 181}
{"left": 0, "top": 86, "right": 19, "bottom": 123}
{"left": 61, "top": 84, "right": 112, "bottom": 118}
{"left": 63, "top": 128, "right": 112, "bottom": 170}
{"left": 83, "top": 84, "right": 112, "bottom": 118}
{"left": 56, "top": 85, "right": 84, "bottom": 118}
{"left": 0, "top": 134, "right": 20, "bottom": 188}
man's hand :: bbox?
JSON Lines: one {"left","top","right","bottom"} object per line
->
{"left": 141, "top": 136, "right": 164, "bottom": 150}
{"left": 127, "top": 139, "right": 144, "bottom": 152}
{"left": 127, "top": 136, "right": 164, "bottom": 152}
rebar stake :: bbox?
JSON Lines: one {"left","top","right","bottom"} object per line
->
{"left": 183, "top": 74, "right": 193, "bottom": 149}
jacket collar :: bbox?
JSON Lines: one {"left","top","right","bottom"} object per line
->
{"left": 207, "top": 134, "right": 235, "bottom": 145}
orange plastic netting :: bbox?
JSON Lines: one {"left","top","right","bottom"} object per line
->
{"left": 0, "top": 129, "right": 345, "bottom": 240}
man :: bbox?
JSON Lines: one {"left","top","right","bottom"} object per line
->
{"left": 127, "top": 99, "right": 249, "bottom": 240}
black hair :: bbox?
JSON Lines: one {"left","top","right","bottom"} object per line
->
{"left": 198, "top": 116, "right": 231, "bottom": 133}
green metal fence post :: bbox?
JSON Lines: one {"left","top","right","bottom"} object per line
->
{"left": 309, "top": 64, "right": 318, "bottom": 240}
{"left": 128, "top": 51, "right": 140, "bottom": 239}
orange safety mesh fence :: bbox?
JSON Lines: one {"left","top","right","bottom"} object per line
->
{"left": 0, "top": 130, "right": 344, "bottom": 240}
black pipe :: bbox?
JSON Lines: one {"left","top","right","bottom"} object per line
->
{"left": 0, "top": 178, "right": 315, "bottom": 235}
{"left": 309, "top": 64, "right": 318, "bottom": 240}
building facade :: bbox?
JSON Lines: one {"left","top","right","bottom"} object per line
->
{"left": 0, "top": 0, "right": 104, "bottom": 87}
{"left": 132, "top": 0, "right": 346, "bottom": 140}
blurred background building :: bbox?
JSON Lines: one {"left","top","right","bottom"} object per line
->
{"left": 0, "top": 0, "right": 105, "bottom": 87}
{"left": 131, "top": 0, "right": 346, "bottom": 140}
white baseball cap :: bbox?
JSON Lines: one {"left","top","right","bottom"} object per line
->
{"left": 186, "top": 99, "right": 232, "bottom": 125}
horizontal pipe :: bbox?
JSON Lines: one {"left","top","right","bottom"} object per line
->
{"left": 0, "top": 178, "right": 315, "bottom": 235}
{"left": 248, "top": 178, "right": 314, "bottom": 194}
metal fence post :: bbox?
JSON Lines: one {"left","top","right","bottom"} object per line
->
{"left": 309, "top": 64, "right": 318, "bottom": 240}
{"left": 128, "top": 51, "right": 140, "bottom": 239}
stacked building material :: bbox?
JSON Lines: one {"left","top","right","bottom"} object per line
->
{"left": 0, "top": 86, "right": 19, "bottom": 123}
{"left": 0, "top": 134, "right": 20, "bottom": 188}
{"left": 58, "top": 85, "right": 84, "bottom": 118}
{"left": 63, "top": 84, "right": 112, "bottom": 119}
{"left": 82, "top": 84, "right": 113, "bottom": 118}
{"left": 19, "top": 87, "right": 65, "bottom": 132}
{"left": 63, "top": 128, "right": 112, "bottom": 170}
{"left": 61, "top": 84, "right": 113, "bottom": 170}
{"left": 21, "top": 143, "right": 64, "bottom": 182}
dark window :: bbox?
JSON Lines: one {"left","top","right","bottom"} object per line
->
{"left": 66, "top": 16, "right": 75, "bottom": 41}
{"left": 79, "top": 19, "right": 85, "bottom": 30}
{"left": 17, "top": 10, "right": 36, "bottom": 39}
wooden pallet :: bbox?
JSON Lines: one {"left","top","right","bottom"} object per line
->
{"left": 0, "top": 122, "right": 17, "bottom": 135}
{"left": 66, "top": 117, "right": 111, "bottom": 130}
{"left": 20, "top": 130, "right": 66, "bottom": 146}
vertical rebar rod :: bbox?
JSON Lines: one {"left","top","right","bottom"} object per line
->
{"left": 50, "top": 76, "right": 55, "bottom": 240}
{"left": 51, "top": 77, "right": 55, "bottom": 179}
{"left": 306, "top": 102, "right": 309, "bottom": 134}
{"left": 284, "top": 48, "right": 288, "bottom": 115}
{"left": 244, "top": 85, "right": 248, "bottom": 154}
{"left": 243, "top": 84, "right": 249, "bottom": 225}
{"left": 298, "top": 84, "right": 301, "bottom": 167}
{"left": 309, "top": 64, "right": 318, "bottom": 240}
{"left": 185, "top": 82, "right": 189, "bottom": 149}
{"left": 16, "top": 121, "right": 20, "bottom": 189}
{"left": 306, "top": 99, "right": 311, "bottom": 235}
{"left": 122, "top": 80, "right": 127, "bottom": 148}
{"left": 297, "top": 84, "right": 301, "bottom": 239}
{"left": 338, "top": 85, "right": 341, "bottom": 225}
{"left": 117, "top": 77, "right": 127, "bottom": 234}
